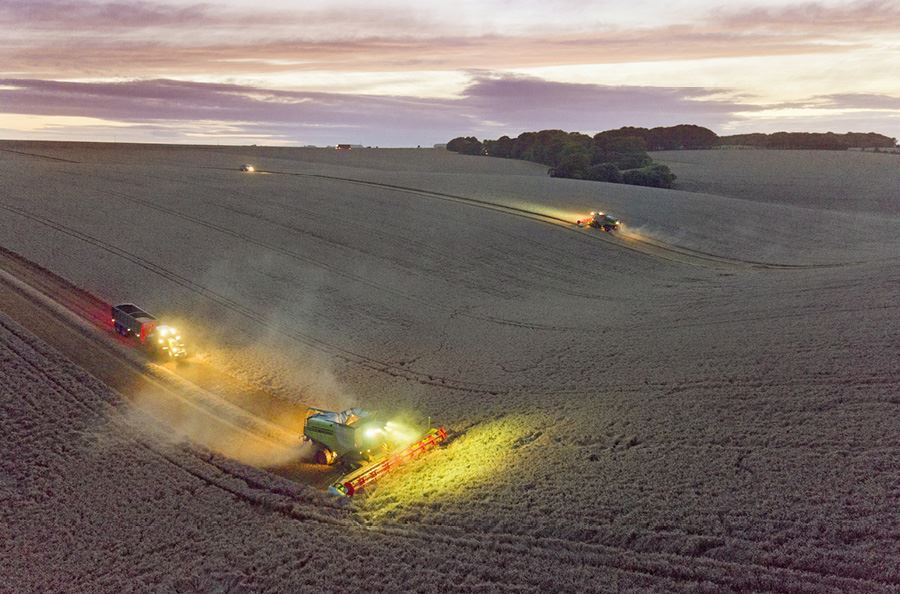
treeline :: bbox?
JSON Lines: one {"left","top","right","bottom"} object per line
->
{"left": 446, "top": 128, "right": 680, "bottom": 188}
{"left": 447, "top": 125, "right": 898, "bottom": 188}
{"left": 718, "top": 131, "right": 896, "bottom": 150}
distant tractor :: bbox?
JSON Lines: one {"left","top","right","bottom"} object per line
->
{"left": 240, "top": 164, "right": 255, "bottom": 172}
{"left": 577, "top": 211, "right": 621, "bottom": 232}
{"left": 111, "top": 303, "right": 187, "bottom": 360}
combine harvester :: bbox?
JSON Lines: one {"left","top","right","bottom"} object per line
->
{"left": 302, "top": 408, "right": 447, "bottom": 497}
{"left": 576, "top": 211, "right": 621, "bottom": 232}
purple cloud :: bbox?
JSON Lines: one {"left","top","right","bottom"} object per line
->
{"left": 814, "top": 93, "right": 900, "bottom": 110}
{"left": 2, "top": 76, "right": 897, "bottom": 145}
{"left": 0, "top": 75, "right": 754, "bottom": 145}
{"left": 462, "top": 75, "right": 743, "bottom": 132}
{"left": 0, "top": 0, "right": 215, "bottom": 29}
{"left": 2, "top": 0, "right": 889, "bottom": 80}
{"left": 715, "top": 0, "right": 900, "bottom": 33}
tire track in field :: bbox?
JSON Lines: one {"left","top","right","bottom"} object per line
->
{"left": 372, "top": 518, "right": 896, "bottom": 593}
{"left": 78, "top": 166, "right": 610, "bottom": 304}
{"left": 0, "top": 200, "right": 510, "bottom": 394}
{"left": 0, "top": 147, "right": 81, "bottom": 163}
{"left": 0, "top": 234, "right": 634, "bottom": 398}
{"left": 254, "top": 168, "right": 875, "bottom": 271}
{"left": 617, "top": 231, "right": 868, "bottom": 270}
{"left": 6, "top": 317, "right": 891, "bottom": 592}
{"left": 97, "top": 188, "right": 577, "bottom": 332}
{"left": 54, "top": 165, "right": 587, "bottom": 329}
{"left": 196, "top": 165, "right": 704, "bottom": 268}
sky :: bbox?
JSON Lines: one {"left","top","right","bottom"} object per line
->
{"left": 1, "top": 0, "right": 898, "bottom": 146}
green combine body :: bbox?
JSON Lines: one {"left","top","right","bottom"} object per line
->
{"left": 302, "top": 408, "right": 388, "bottom": 465}
{"left": 303, "top": 407, "right": 450, "bottom": 497}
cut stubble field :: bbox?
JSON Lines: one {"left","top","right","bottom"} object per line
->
{"left": 0, "top": 141, "right": 898, "bottom": 592}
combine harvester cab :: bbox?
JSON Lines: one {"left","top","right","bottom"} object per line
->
{"left": 302, "top": 408, "right": 376, "bottom": 465}
{"left": 302, "top": 407, "right": 447, "bottom": 497}
{"left": 111, "top": 303, "right": 187, "bottom": 360}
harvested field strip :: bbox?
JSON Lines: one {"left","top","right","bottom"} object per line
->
{"left": 0, "top": 244, "right": 316, "bottom": 432}
{"left": 0, "top": 200, "right": 508, "bottom": 394}
{"left": 0, "top": 314, "right": 347, "bottom": 526}
{"left": 0, "top": 244, "right": 111, "bottom": 327}
{"left": 0, "top": 267, "right": 299, "bottom": 446}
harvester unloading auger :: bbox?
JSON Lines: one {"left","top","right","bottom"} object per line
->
{"left": 302, "top": 408, "right": 447, "bottom": 497}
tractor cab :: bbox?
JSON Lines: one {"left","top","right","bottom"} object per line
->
{"left": 150, "top": 325, "right": 186, "bottom": 359}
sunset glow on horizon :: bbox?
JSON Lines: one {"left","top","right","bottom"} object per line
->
{"left": 1, "top": 0, "right": 898, "bottom": 145}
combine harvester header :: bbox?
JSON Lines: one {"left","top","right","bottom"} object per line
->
{"left": 329, "top": 427, "right": 447, "bottom": 497}
{"left": 302, "top": 408, "right": 447, "bottom": 497}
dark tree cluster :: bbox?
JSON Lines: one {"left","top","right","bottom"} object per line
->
{"left": 447, "top": 127, "right": 679, "bottom": 189}
{"left": 595, "top": 124, "right": 719, "bottom": 150}
{"left": 717, "top": 131, "right": 897, "bottom": 150}
{"left": 445, "top": 136, "right": 485, "bottom": 155}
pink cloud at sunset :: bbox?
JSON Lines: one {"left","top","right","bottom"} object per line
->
{"left": 1, "top": 0, "right": 898, "bottom": 144}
